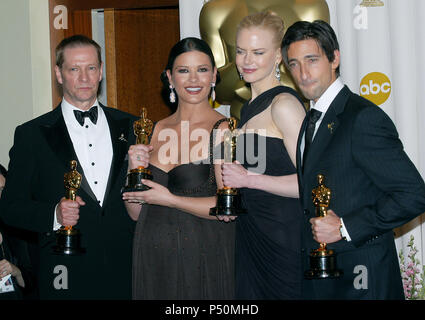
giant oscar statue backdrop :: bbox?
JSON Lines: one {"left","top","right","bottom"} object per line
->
{"left": 199, "top": 0, "right": 330, "bottom": 119}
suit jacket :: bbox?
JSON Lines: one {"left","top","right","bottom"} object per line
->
{"left": 297, "top": 86, "right": 425, "bottom": 299}
{"left": 0, "top": 103, "right": 137, "bottom": 299}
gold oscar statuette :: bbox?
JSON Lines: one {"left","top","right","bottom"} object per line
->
{"left": 304, "top": 174, "right": 342, "bottom": 279}
{"left": 210, "top": 117, "right": 247, "bottom": 216}
{"left": 122, "top": 107, "right": 154, "bottom": 193}
{"left": 53, "top": 160, "right": 86, "bottom": 255}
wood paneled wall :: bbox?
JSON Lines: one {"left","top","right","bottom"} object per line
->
{"left": 104, "top": 8, "right": 179, "bottom": 120}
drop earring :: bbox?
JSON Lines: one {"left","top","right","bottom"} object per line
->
{"left": 211, "top": 83, "right": 216, "bottom": 102}
{"left": 275, "top": 64, "right": 281, "bottom": 81}
{"left": 169, "top": 85, "right": 176, "bottom": 103}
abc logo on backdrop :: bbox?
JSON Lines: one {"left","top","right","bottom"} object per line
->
{"left": 360, "top": 72, "right": 391, "bottom": 105}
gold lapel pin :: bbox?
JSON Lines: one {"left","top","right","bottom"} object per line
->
{"left": 327, "top": 122, "right": 335, "bottom": 134}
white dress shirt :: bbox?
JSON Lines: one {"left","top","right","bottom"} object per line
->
{"left": 54, "top": 98, "right": 113, "bottom": 230}
{"left": 300, "top": 77, "right": 345, "bottom": 158}
{"left": 301, "top": 77, "right": 351, "bottom": 241}
{"left": 308, "top": 77, "right": 345, "bottom": 140}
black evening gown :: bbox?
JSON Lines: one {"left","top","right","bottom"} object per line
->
{"left": 132, "top": 119, "right": 235, "bottom": 299}
{"left": 235, "top": 86, "right": 305, "bottom": 299}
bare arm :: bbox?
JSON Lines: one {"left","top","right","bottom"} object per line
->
{"left": 222, "top": 162, "right": 300, "bottom": 198}
{"left": 271, "top": 93, "right": 305, "bottom": 167}
{"left": 162, "top": 120, "right": 228, "bottom": 220}
{"left": 222, "top": 93, "right": 305, "bottom": 198}
{"left": 123, "top": 179, "right": 217, "bottom": 220}
{"left": 123, "top": 120, "right": 228, "bottom": 221}
{"left": 124, "top": 201, "right": 143, "bottom": 221}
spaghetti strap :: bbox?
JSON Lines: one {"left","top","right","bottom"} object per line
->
{"left": 209, "top": 118, "right": 228, "bottom": 165}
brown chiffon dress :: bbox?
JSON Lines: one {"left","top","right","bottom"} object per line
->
{"left": 132, "top": 119, "right": 235, "bottom": 299}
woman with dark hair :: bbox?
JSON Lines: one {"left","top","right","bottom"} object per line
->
{"left": 0, "top": 164, "right": 36, "bottom": 300}
{"left": 122, "top": 37, "right": 235, "bottom": 299}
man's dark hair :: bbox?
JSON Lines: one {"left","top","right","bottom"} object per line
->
{"left": 282, "top": 20, "right": 340, "bottom": 77}
{"left": 56, "top": 34, "right": 102, "bottom": 68}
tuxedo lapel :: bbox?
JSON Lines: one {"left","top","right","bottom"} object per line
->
{"left": 40, "top": 106, "right": 76, "bottom": 169}
{"left": 40, "top": 105, "right": 98, "bottom": 204}
{"left": 303, "top": 86, "right": 350, "bottom": 176}
{"left": 102, "top": 105, "right": 133, "bottom": 206}
{"left": 303, "top": 108, "right": 340, "bottom": 175}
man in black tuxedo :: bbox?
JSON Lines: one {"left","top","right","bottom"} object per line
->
{"left": 0, "top": 35, "right": 137, "bottom": 299}
{"left": 282, "top": 20, "right": 425, "bottom": 299}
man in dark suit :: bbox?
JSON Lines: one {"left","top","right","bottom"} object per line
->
{"left": 282, "top": 20, "right": 425, "bottom": 299}
{"left": 0, "top": 35, "right": 137, "bottom": 299}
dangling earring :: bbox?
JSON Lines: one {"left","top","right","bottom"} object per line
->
{"left": 275, "top": 64, "right": 281, "bottom": 81}
{"left": 211, "top": 83, "right": 216, "bottom": 102}
{"left": 239, "top": 72, "right": 243, "bottom": 80}
{"left": 169, "top": 85, "right": 176, "bottom": 103}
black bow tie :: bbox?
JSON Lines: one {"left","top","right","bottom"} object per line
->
{"left": 74, "top": 107, "right": 98, "bottom": 126}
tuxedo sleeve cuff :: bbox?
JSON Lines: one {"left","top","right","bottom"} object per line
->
{"left": 53, "top": 204, "right": 61, "bottom": 231}
{"left": 340, "top": 218, "right": 352, "bottom": 242}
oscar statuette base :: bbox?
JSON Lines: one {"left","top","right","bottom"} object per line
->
{"left": 52, "top": 227, "right": 86, "bottom": 256}
{"left": 121, "top": 167, "right": 153, "bottom": 193}
{"left": 304, "top": 248, "right": 343, "bottom": 279}
{"left": 209, "top": 188, "right": 247, "bottom": 216}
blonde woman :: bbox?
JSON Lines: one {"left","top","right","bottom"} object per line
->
{"left": 221, "top": 11, "right": 306, "bottom": 299}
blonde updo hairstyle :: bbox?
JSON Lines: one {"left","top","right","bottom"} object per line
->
{"left": 236, "top": 11, "right": 285, "bottom": 50}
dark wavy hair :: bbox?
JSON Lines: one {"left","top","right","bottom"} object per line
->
{"left": 282, "top": 20, "right": 340, "bottom": 77}
{"left": 160, "top": 37, "right": 221, "bottom": 87}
